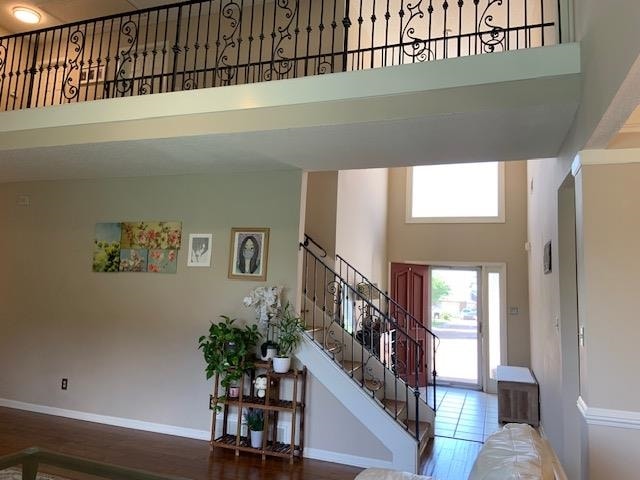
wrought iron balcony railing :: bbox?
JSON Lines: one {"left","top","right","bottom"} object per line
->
{"left": 0, "top": 0, "right": 559, "bottom": 111}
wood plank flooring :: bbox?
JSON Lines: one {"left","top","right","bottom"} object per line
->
{"left": 0, "top": 407, "right": 482, "bottom": 480}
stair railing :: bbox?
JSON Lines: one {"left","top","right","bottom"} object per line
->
{"left": 301, "top": 242, "right": 426, "bottom": 441}
{"left": 336, "top": 254, "right": 439, "bottom": 409}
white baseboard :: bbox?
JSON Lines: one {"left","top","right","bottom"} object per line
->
{"left": 0, "top": 398, "right": 210, "bottom": 440}
{"left": 304, "top": 448, "right": 394, "bottom": 469}
{"left": 577, "top": 396, "right": 640, "bottom": 430}
{"left": 0, "top": 397, "right": 390, "bottom": 469}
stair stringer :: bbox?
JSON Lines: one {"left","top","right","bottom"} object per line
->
{"left": 298, "top": 335, "right": 419, "bottom": 473}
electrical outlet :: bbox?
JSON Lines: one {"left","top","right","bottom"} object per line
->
{"left": 61, "top": 378, "right": 68, "bottom": 390}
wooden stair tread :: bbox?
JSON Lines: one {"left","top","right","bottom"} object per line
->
{"left": 404, "top": 420, "right": 431, "bottom": 441}
{"left": 325, "top": 341, "right": 341, "bottom": 353}
{"left": 304, "top": 325, "right": 324, "bottom": 333}
{"left": 341, "top": 361, "right": 363, "bottom": 373}
{"left": 382, "top": 399, "right": 407, "bottom": 416}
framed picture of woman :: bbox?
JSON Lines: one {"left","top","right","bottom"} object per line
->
{"left": 228, "top": 227, "right": 270, "bottom": 281}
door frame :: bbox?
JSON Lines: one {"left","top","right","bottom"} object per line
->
{"left": 390, "top": 260, "right": 508, "bottom": 393}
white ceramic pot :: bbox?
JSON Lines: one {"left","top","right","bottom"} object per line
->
{"left": 250, "top": 429, "right": 263, "bottom": 449}
{"left": 272, "top": 356, "right": 291, "bottom": 373}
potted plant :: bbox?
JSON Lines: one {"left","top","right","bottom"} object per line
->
{"left": 198, "top": 315, "right": 261, "bottom": 410}
{"left": 243, "top": 286, "right": 282, "bottom": 360}
{"left": 244, "top": 408, "right": 264, "bottom": 448}
{"left": 273, "top": 303, "right": 304, "bottom": 373}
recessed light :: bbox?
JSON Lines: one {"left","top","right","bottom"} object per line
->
{"left": 12, "top": 7, "right": 41, "bottom": 24}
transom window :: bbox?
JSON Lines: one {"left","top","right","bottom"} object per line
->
{"left": 407, "top": 162, "right": 505, "bottom": 223}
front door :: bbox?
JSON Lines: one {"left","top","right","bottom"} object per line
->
{"left": 430, "top": 267, "right": 482, "bottom": 388}
{"left": 390, "top": 262, "right": 429, "bottom": 387}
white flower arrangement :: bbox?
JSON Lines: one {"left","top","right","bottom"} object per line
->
{"left": 243, "top": 286, "right": 283, "bottom": 330}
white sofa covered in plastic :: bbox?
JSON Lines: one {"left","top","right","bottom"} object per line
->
{"left": 469, "top": 423, "right": 567, "bottom": 480}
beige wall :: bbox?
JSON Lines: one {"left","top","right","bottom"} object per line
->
{"left": 305, "top": 171, "right": 338, "bottom": 259}
{"left": 527, "top": 158, "right": 583, "bottom": 479}
{"left": 335, "top": 169, "right": 389, "bottom": 289}
{"left": 387, "top": 162, "right": 530, "bottom": 366}
{"left": 0, "top": 170, "right": 304, "bottom": 430}
{"left": 576, "top": 161, "right": 640, "bottom": 409}
{"left": 528, "top": 152, "right": 640, "bottom": 480}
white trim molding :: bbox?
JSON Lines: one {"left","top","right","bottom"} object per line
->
{"left": 577, "top": 396, "right": 640, "bottom": 430}
{"left": 0, "top": 397, "right": 210, "bottom": 440}
{"left": 0, "top": 397, "right": 392, "bottom": 469}
{"left": 304, "top": 448, "right": 394, "bottom": 470}
{"left": 573, "top": 149, "right": 640, "bottom": 176}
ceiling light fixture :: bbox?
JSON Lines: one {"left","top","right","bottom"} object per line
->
{"left": 12, "top": 7, "right": 41, "bottom": 24}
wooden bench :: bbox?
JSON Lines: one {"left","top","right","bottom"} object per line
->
{"left": 497, "top": 365, "right": 539, "bottom": 427}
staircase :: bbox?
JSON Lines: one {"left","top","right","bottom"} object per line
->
{"left": 297, "top": 238, "right": 439, "bottom": 472}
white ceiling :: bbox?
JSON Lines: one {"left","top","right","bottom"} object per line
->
{"left": 0, "top": 101, "right": 577, "bottom": 182}
{"left": 0, "top": 0, "right": 181, "bottom": 34}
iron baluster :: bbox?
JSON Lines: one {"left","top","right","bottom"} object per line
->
{"left": 341, "top": 0, "right": 351, "bottom": 72}
{"left": 457, "top": 0, "right": 463, "bottom": 57}
{"left": 25, "top": 32, "right": 40, "bottom": 109}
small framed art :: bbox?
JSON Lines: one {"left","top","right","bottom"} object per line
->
{"left": 188, "top": 233, "right": 213, "bottom": 267}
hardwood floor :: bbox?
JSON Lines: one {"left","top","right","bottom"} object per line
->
{"left": 419, "top": 437, "right": 482, "bottom": 479}
{"left": 0, "top": 407, "right": 482, "bottom": 480}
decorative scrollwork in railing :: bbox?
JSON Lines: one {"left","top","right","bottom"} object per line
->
{"left": 478, "top": 0, "right": 506, "bottom": 53}
{"left": 61, "top": 28, "right": 85, "bottom": 100}
{"left": 263, "top": 0, "right": 298, "bottom": 81}
{"left": 183, "top": 75, "right": 197, "bottom": 90}
{"left": 0, "top": 43, "right": 7, "bottom": 77}
{"left": 116, "top": 20, "right": 139, "bottom": 95}
{"left": 326, "top": 280, "right": 342, "bottom": 322}
{"left": 317, "top": 58, "right": 333, "bottom": 75}
{"left": 402, "top": 0, "right": 435, "bottom": 62}
{"left": 216, "top": 0, "right": 242, "bottom": 84}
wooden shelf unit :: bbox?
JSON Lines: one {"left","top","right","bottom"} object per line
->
{"left": 209, "top": 361, "right": 307, "bottom": 463}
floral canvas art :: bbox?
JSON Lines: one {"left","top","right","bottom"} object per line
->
{"left": 121, "top": 221, "right": 182, "bottom": 250}
{"left": 119, "top": 249, "right": 148, "bottom": 272}
{"left": 92, "top": 223, "right": 122, "bottom": 272}
{"left": 148, "top": 249, "right": 178, "bottom": 273}
{"left": 93, "top": 221, "right": 182, "bottom": 274}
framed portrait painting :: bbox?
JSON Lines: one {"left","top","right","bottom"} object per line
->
{"left": 228, "top": 228, "right": 270, "bottom": 281}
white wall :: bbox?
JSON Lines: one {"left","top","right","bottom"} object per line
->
{"left": 335, "top": 168, "right": 389, "bottom": 288}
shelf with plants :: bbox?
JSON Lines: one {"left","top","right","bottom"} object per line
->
{"left": 199, "top": 294, "right": 306, "bottom": 462}
{"left": 209, "top": 362, "right": 307, "bottom": 462}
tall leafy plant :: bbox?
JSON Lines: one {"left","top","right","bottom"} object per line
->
{"left": 198, "top": 316, "right": 261, "bottom": 408}
{"left": 275, "top": 303, "right": 304, "bottom": 358}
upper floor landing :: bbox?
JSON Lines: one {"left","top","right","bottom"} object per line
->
{"left": 0, "top": 0, "right": 580, "bottom": 179}
{"left": 0, "top": 0, "right": 563, "bottom": 111}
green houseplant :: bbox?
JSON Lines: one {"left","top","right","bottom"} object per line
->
{"left": 244, "top": 408, "right": 265, "bottom": 448}
{"left": 198, "top": 315, "right": 261, "bottom": 410}
{"left": 273, "top": 303, "right": 304, "bottom": 373}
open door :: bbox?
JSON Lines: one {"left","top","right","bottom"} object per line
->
{"left": 390, "top": 262, "right": 429, "bottom": 387}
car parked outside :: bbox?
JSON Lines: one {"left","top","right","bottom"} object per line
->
{"left": 460, "top": 307, "right": 477, "bottom": 320}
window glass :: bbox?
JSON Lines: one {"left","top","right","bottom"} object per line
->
{"left": 410, "top": 162, "right": 502, "bottom": 221}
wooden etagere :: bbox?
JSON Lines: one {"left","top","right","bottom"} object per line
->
{"left": 209, "top": 360, "right": 307, "bottom": 463}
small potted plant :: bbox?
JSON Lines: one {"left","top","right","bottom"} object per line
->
{"left": 198, "top": 315, "right": 261, "bottom": 410}
{"left": 244, "top": 408, "right": 265, "bottom": 448}
{"left": 273, "top": 303, "right": 304, "bottom": 373}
